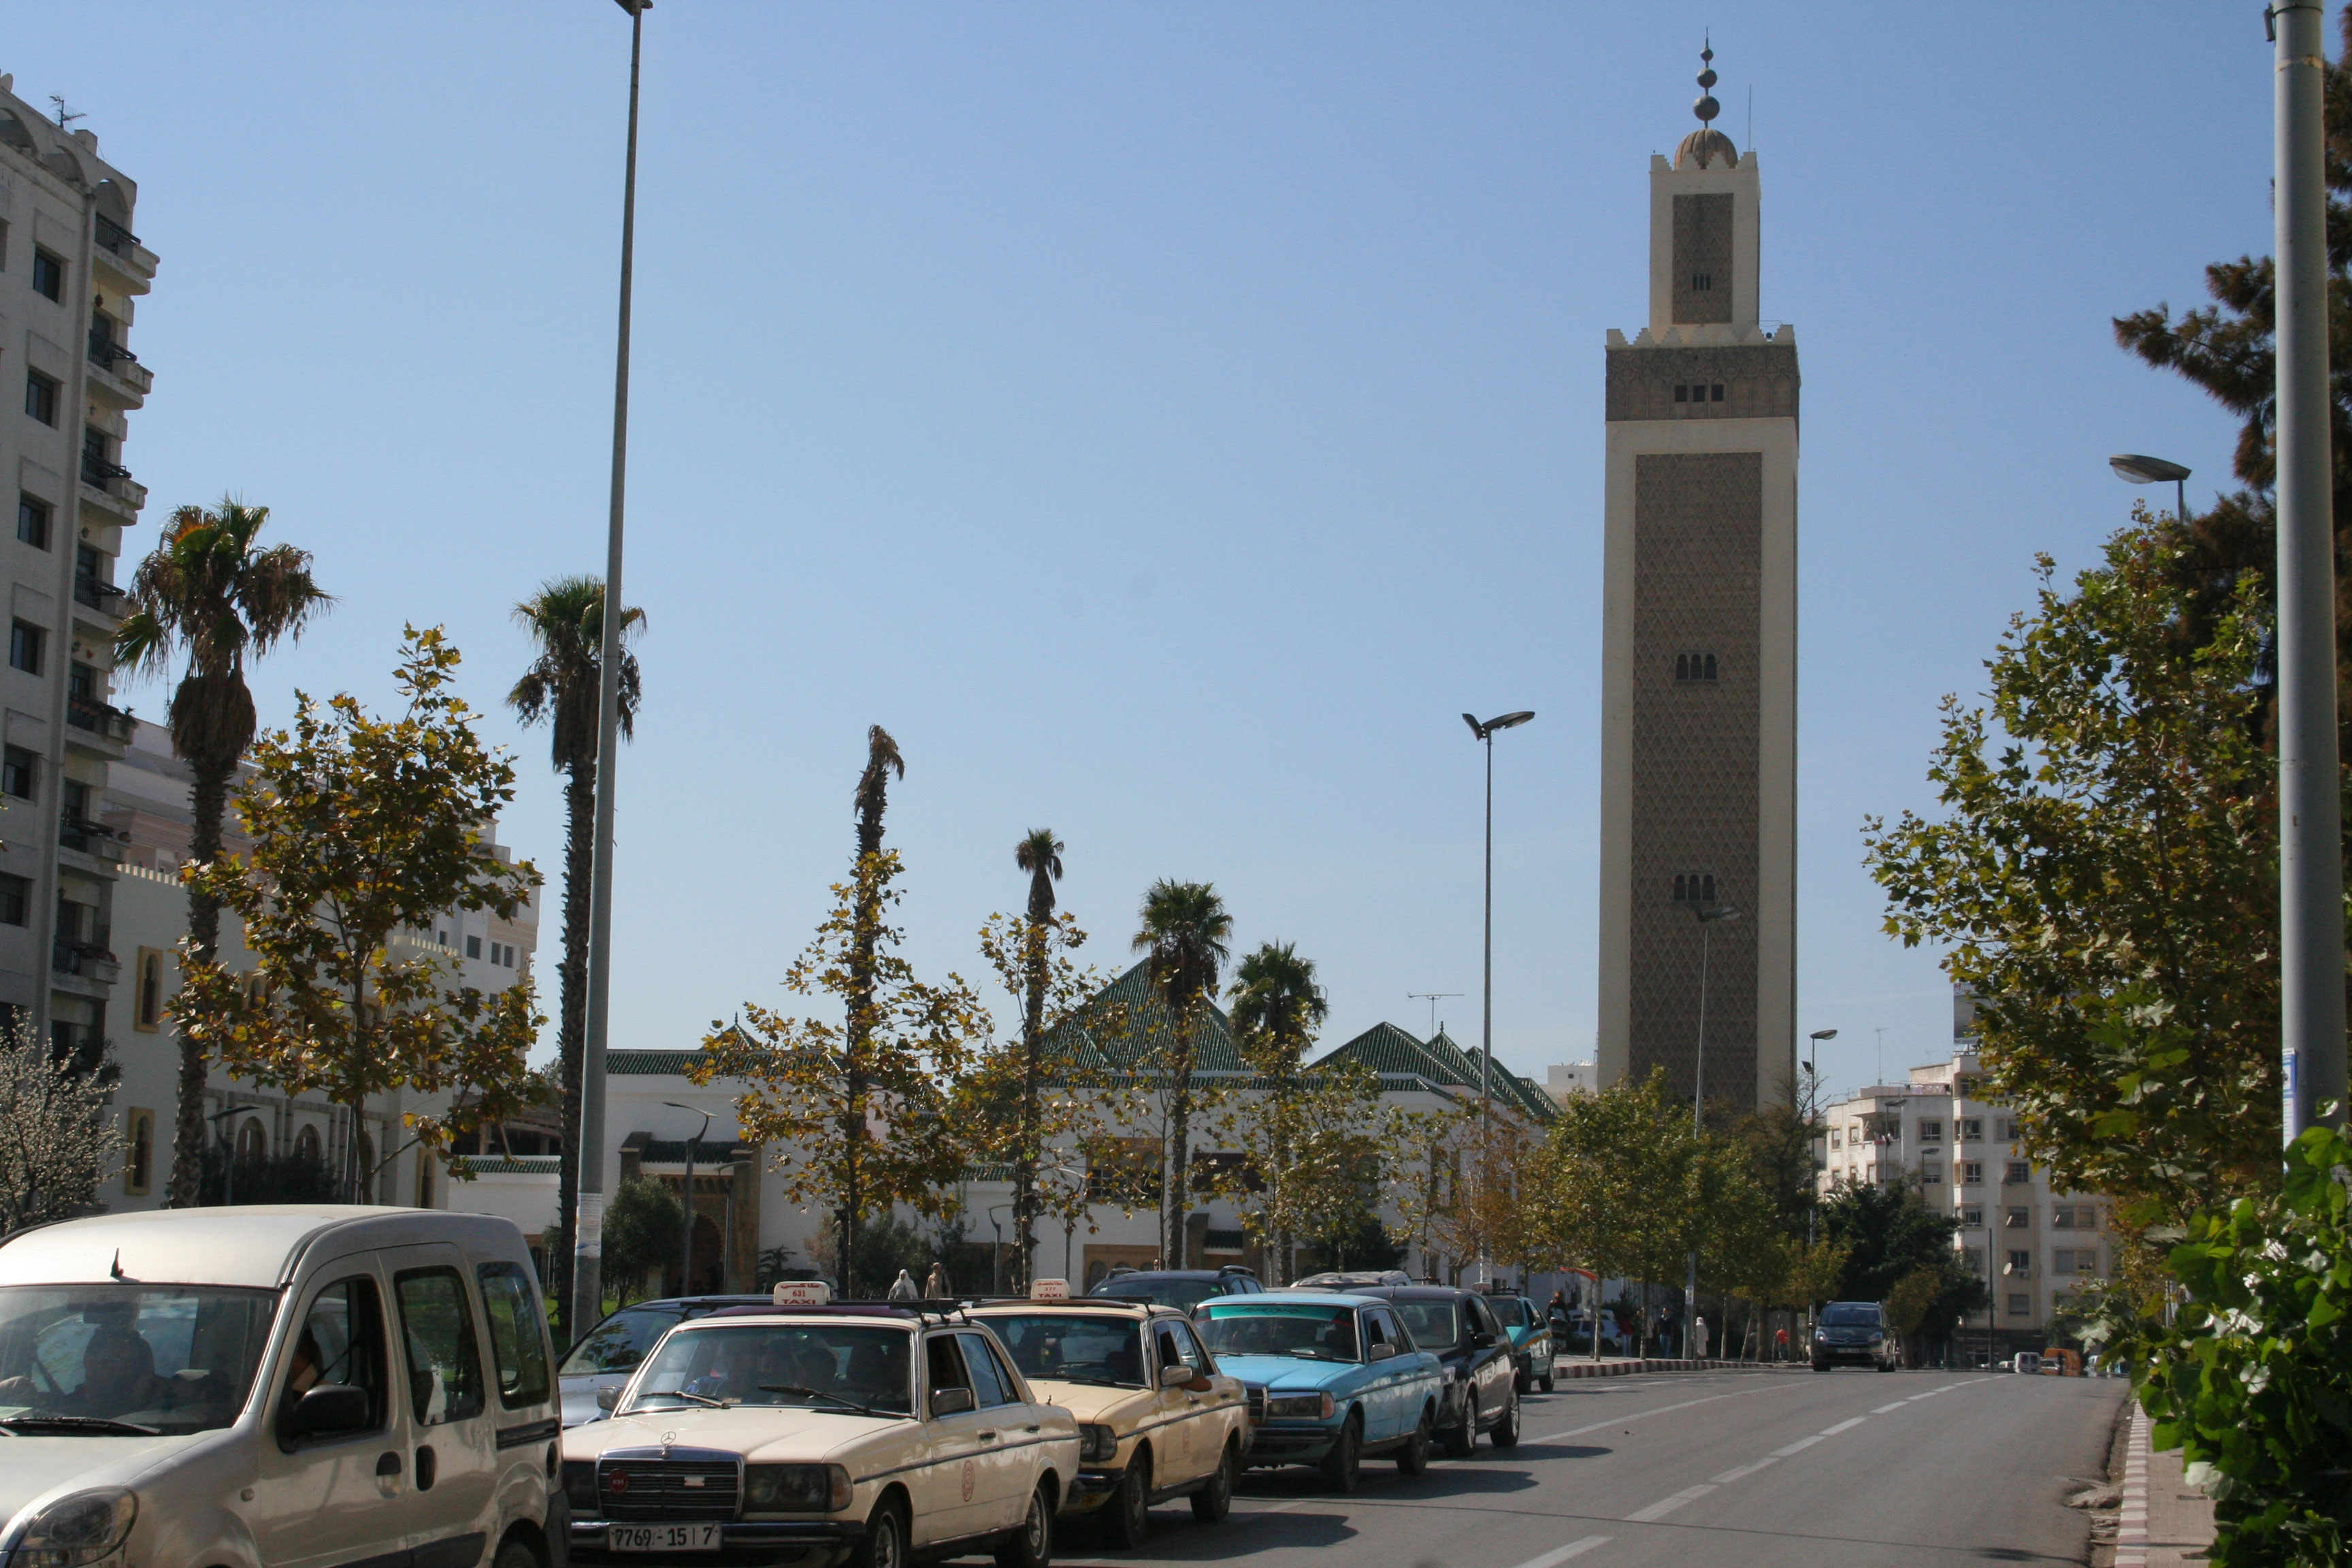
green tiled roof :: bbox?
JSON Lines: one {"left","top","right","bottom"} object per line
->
{"left": 609, "top": 1049, "right": 706, "bottom": 1077}
{"left": 1317, "top": 1022, "right": 1554, "bottom": 1123}
{"left": 1048, "top": 961, "right": 1252, "bottom": 1074}
{"left": 451, "top": 1156, "right": 561, "bottom": 1175}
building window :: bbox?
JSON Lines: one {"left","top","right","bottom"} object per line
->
{"left": 30, "top": 248, "right": 63, "bottom": 303}
{"left": 1995, "top": 1118, "right": 2019, "bottom": 1140}
{"left": 23, "top": 370, "right": 58, "bottom": 427}
{"left": 124, "top": 1109, "right": 153, "bottom": 1196}
{"left": 466, "top": 934, "right": 483, "bottom": 960}
{"left": 236, "top": 1116, "right": 267, "bottom": 1165}
{"left": 1957, "top": 1117, "right": 1983, "bottom": 1141}
{"left": 1674, "top": 651, "right": 1718, "bottom": 683}
{"left": 1, "top": 745, "right": 33, "bottom": 800}
{"left": 135, "top": 949, "right": 165, "bottom": 1030}
{"left": 10, "top": 623, "right": 42, "bottom": 679}
{"left": 1828, "top": 1130, "right": 1841, "bottom": 1150}
{"left": 1671, "top": 872, "right": 1717, "bottom": 903}
{"left": 1917, "top": 1120, "right": 1943, "bottom": 1143}
{"left": 1671, "top": 381, "right": 1728, "bottom": 404}
{"left": 2051, "top": 1205, "right": 2077, "bottom": 1229}
{"left": 1962, "top": 1247, "right": 1984, "bottom": 1275}
{"left": 1921, "top": 1164, "right": 1942, "bottom": 1185}
{"left": 2006, "top": 1293, "right": 2030, "bottom": 1316}
{"left": 2005, "top": 1206, "right": 2029, "bottom": 1228}
{"left": 1959, "top": 1205, "right": 1984, "bottom": 1226}
{"left": 1690, "top": 272, "right": 1712, "bottom": 293}
{"left": 2006, "top": 1250, "right": 2031, "bottom": 1277}
{"left": 2004, "top": 1161, "right": 2031, "bottom": 1186}
{"left": 1961, "top": 1160, "right": 1984, "bottom": 1186}
{"left": 16, "top": 493, "right": 50, "bottom": 549}
{"left": 295, "top": 1124, "right": 322, "bottom": 1165}
{"left": 0, "top": 874, "right": 25, "bottom": 927}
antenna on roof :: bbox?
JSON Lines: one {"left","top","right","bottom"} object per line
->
{"left": 48, "top": 96, "right": 82, "bottom": 130}
{"left": 1407, "top": 993, "right": 1462, "bottom": 1037}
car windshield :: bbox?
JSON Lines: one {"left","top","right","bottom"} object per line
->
{"left": 1390, "top": 1301, "right": 1463, "bottom": 1350}
{"left": 561, "top": 1306, "right": 685, "bottom": 1375}
{"left": 0, "top": 1284, "right": 277, "bottom": 1435}
{"left": 625, "top": 1324, "right": 912, "bottom": 1416}
{"left": 1486, "top": 1297, "right": 1529, "bottom": 1328}
{"left": 1820, "top": 1305, "right": 1882, "bottom": 1328}
{"left": 980, "top": 1315, "right": 1145, "bottom": 1387}
{"left": 1199, "top": 1303, "right": 1358, "bottom": 1361}
{"left": 1090, "top": 1278, "right": 1220, "bottom": 1311}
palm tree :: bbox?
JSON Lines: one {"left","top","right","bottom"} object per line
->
{"left": 1229, "top": 941, "right": 1328, "bottom": 1284}
{"left": 841, "top": 725, "right": 904, "bottom": 1290}
{"left": 116, "top": 498, "right": 329, "bottom": 1208}
{"left": 1131, "top": 879, "right": 1232, "bottom": 1268}
{"left": 508, "top": 576, "right": 642, "bottom": 1341}
{"left": 1011, "top": 828, "right": 1064, "bottom": 1287}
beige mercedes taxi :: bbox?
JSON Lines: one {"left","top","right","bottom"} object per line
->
{"left": 967, "top": 1282, "right": 1248, "bottom": 1549}
{"left": 561, "top": 1285, "right": 1079, "bottom": 1568}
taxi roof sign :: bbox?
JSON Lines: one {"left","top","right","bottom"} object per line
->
{"left": 1030, "top": 1277, "right": 1071, "bottom": 1301}
{"left": 773, "top": 1280, "right": 833, "bottom": 1307}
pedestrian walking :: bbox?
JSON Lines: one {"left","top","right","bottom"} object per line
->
{"left": 1774, "top": 1326, "right": 1788, "bottom": 1362}
{"left": 924, "top": 1262, "right": 949, "bottom": 1299}
{"left": 1693, "top": 1316, "right": 1710, "bottom": 1360}
{"left": 886, "top": 1269, "right": 919, "bottom": 1301}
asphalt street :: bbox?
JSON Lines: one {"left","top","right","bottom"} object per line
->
{"left": 1056, "top": 1367, "right": 2124, "bottom": 1568}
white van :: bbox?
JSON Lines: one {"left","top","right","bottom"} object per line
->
{"left": 0, "top": 1205, "right": 566, "bottom": 1568}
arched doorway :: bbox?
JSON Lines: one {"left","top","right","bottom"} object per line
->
{"left": 677, "top": 1214, "right": 723, "bottom": 1296}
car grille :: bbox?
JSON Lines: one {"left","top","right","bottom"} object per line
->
{"left": 597, "top": 1454, "right": 742, "bottom": 1520}
{"left": 1243, "top": 1384, "right": 1267, "bottom": 1425}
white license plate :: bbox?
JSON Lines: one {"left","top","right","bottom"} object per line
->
{"left": 607, "top": 1524, "right": 723, "bottom": 1552}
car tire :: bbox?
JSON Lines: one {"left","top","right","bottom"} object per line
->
{"left": 1440, "top": 1394, "right": 1476, "bottom": 1459}
{"left": 1537, "top": 1372, "right": 1555, "bottom": 1393}
{"left": 1318, "top": 1412, "right": 1362, "bottom": 1494}
{"left": 1396, "top": 1408, "right": 1432, "bottom": 1477}
{"left": 1515, "top": 1363, "right": 1533, "bottom": 1394}
{"left": 1102, "top": 1448, "right": 1151, "bottom": 1550}
{"left": 1489, "top": 1390, "right": 1521, "bottom": 1449}
{"left": 491, "top": 1539, "right": 538, "bottom": 1568}
{"left": 996, "top": 1482, "right": 1054, "bottom": 1568}
{"left": 855, "top": 1499, "right": 909, "bottom": 1568}
{"left": 1191, "top": 1440, "right": 1236, "bottom": 1524}
{"left": 1810, "top": 1359, "right": 1829, "bottom": 1373}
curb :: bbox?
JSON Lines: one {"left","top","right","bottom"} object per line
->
{"left": 1555, "top": 1358, "right": 1747, "bottom": 1379}
{"left": 2114, "top": 1407, "right": 2151, "bottom": 1568}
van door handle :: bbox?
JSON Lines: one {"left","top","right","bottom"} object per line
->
{"left": 974, "top": 1431, "right": 997, "bottom": 1443}
{"left": 376, "top": 1452, "right": 403, "bottom": 1478}
{"left": 1023, "top": 1424, "right": 1041, "bottom": 1434}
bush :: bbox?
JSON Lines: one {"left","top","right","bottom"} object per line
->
{"left": 604, "top": 1177, "right": 683, "bottom": 1304}
{"left": 2114, "top": 1121, "right": 2352, "bottom": 1565}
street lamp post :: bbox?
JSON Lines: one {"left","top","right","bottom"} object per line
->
{"left": 573, "top": 0, "right": 651, "bottom": 1341}
{"left": 1802, "top": 1030, "right": 1834, "bottom": 1356}
{"left": 1684, "top": 903, "right": 1740, "bottom": 1358}
{"left": 1461, "top": 709, "right": 1534, "bottom": 1287}
{"left": 663, "top": 1102, "right": 711, "bottom": 1296}
{"left": 205, "top": 1105, "right": 242, "bottom": 1207}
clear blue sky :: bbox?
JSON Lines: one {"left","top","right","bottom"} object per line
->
{"left": 11, "top": 3, "right": 2270, "bottom": 1106}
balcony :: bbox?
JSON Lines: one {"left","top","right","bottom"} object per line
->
{"left": 85, "top": 333, "right": 151, "bottom": 404}
{"left": 72, "top": 575, "right": 127, "bottom": 625}
{"left": 52, "top": 941, "right": 120, "bottom": 985}
{"left": 66, "top": 694, "right": 135, "bottom": 745}
{"left": 59, "top": 815, "right": 124, "bottom": 864}
{"left": 78, "top": 453, "right": 144, "bottom": 525}
{"left": 91, "top": 214, "right": 157, "bottom": 287}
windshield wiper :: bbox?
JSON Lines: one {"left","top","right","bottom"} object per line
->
{"left": 0, "top": 1415, "right": 161, "bottom": 1435}
{"left": 759, "top": 1385, "right": 887, "bottom": 1418}
{"left": 1281, "top": 1349, "right": 1347, "bottom": 1361}
{"left": 1053, "top": 1376, "right": 1143, "bottom": 1388}
{"left": 628, "top": 1390, "right": 727, "bottom": 1410}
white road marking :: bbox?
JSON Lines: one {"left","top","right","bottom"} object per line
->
{"left": 1534, "top": 1379, "right": 1794, "bottom": 1443}
{"left": 1820, "top": 1417, "right": 1867, "bottom": 1435}
{"left": 1771, "top": 1434, "right": 1825, "bottom": 1456}
{"left": 1627, "top": 1483, "right": 1717, "bottom": 1522}
{"left": 1871, "top": 1402, "right": 1908, "bottom": 1414}
{"left": 1507, "top": 1536, "right": 1613, "bottom": 1568}
{"left": 1710, "top": 1456, "right": 1780, "bottom": 1484}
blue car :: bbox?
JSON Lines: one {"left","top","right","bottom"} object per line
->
{"left": 1198, "top": 1291, "right": 1446, "bottom": 1492}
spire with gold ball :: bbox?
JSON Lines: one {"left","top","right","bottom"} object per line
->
{"left": 1676, "top": 39, "right": 1738, "bottom": 169}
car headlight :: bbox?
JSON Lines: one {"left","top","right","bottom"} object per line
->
{"left": 1814, "top": 1329, "right": 1829, "bottom": 1340}
{"left": 743, "top": 1464, "right": 853, "bottom": 1514}
{"left": 562, "top": 1460, "right": 600, "bottom": 1516}
{"left": 13, "top": 1489, "right": 137, "bottom": 1568}
{"left": 1078, "top": 1424, "right": 1120, "bottom": 1464}
{"left": 1868, "top": 1333, "right": 1885, "bottom": 1344}
{"left": 1264, "top": 1392, "right": 1335, "bottom": 1420}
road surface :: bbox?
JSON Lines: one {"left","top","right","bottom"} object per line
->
{"left": 1057, "top": 1367, "right": 2123, "bottom": 1568}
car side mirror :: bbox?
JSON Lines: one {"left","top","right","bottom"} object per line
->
{"left": 285, "top": 1383, "right": 372, "bottom": 1439}
{"left": 1159, "top": 1364, "right": 1193, "bottom": 1388}
{"left": 1367, "top": 1342, "right": 1398, "bottom": 1362}
{"left": 930, "top": 1386, "right": 977, "bottom": 1418}
{"left": 1470, "top": 1331, "right": 1497, "bottom": 1348}
{"left": 595, "top": 1386, "right": 622, "bottom": 1412}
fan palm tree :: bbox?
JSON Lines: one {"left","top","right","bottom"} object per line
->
{"left": 1131, "top": 879, "right": 1232, "bottom": 1267}
{"left": 115, "top": 498, "right": 329, "bottom": 1208}
{"left": 508, "top": 575, "right": 642, "bottom": 1340}
{"left": 840, "top": 725, "right": 904, "bottom": 1288}
{"left": 1011, "top": 828, "right": 1064, "bottom": 1286}
{"left": 1230, "top": 941, "right": 1327, "bottom": 1283}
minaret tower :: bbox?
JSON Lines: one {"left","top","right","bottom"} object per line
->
{"left": 1595, "top": 45, "right": 1799, "bottom": 1111}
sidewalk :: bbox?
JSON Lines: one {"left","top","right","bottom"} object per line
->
{"left": 2114, "top": 1406, "right": 2217, "bottom": 1567}
{"left": 1553, "top": 1356, "right": 1759, "bottom": 1379}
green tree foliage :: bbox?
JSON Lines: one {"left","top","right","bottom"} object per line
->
{"left": 1009, "top": 829, "right": 1064, "bottom": 1286}
{"left": 603, "top": 1175, "right": 683, "bottom": 1306}
{"left": 1130, "top": 879, "right": 1233, "bottom": 1268}
{"left": 115, "top": 497, "right": 329, "bottom": 1209}
{"left": 508, "top": 574, "right": 642, "bottom": 1341}
{"left": 2115, "top": 1123, "right": 2352, "bottom": 1566}
{"left": 0, "top": 1020, "right": 119, "bottom": 1232}
{"left": 178, "top": 630, "right": 543, "bottom": 1200}
{"left": 1817, "top": 1179, "right": 1985, "bottom": 1345}
{"left": 1864, "top": 523, "right": 2279, "bottom": 1226}
{"left": 1225, "top": 941, "right": 1337, "bottom": 1284}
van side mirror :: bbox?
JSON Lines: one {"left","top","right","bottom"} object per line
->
{"left": 930, "top": 1386, "right": 977, "bottom": 1418}
{"left": 1469, "top": 1331, "right": 1497, "bottom": 1349}
{"left": 1159, "top": 1364, "right": 1193, "bottom": 1388}
{"left": 595, "top": 1386, "right": 621, "bottom": 1412}
{"left": 285, "top": 1384, "right": 372, "bottom": 1439}
{"left": 1367, "top": 1342, "right": 1399, "bottom": 1362}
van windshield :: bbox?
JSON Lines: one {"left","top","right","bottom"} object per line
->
{"left": 0, "top": 1285, "right": 277, "bottom": 1435}
{"left": 1820, "top": 1305, "right": 1882, "bottom": 1327}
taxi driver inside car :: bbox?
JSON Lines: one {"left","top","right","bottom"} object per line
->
{"left": 561, "top": 1281, "right": 1079, "bottom": 1568}
{"left": 966, "top": 1279, "right": 1249, "bottom": 1548}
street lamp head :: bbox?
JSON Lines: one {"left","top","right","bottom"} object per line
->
{"left": 1810, "top": 1028, "right": 1838, "bottom": 1041}
{"left": 2108, "top": 453, "right": 2191, "bottom": 486}
{"left": 1486, "top": 710, "right": 1536, "bottom": 731}
{"left": 1697, "top": 904, "right": 1740, "bottom": 925}
{"left": 1463, "top": 712, "right": 1486, "bottom": 740}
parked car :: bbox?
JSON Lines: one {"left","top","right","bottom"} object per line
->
{"left": 1341, "top": 1286, "right": 1520, "bottom": 1454}
{"left": 0, "top": 1204, "right": 566, "bottom": 1568}
{"left": 1288, "top": 1271, "right": 1413, "bottom": 1290}
{"left": 559, "top": 1294, "right": 772, "bottom": 1426}
{"left": 1196, "top": 1291, "right": 1446, "bottom": 1492}
{"left": 1086, "top": 1267, "right": 1264, "bottom": 1312}
{"left": 1546, "top": 1306, "right": 1622, "bottom": 1357}
{"left": 1480, "top": 1290, "right": 1555, "bottom": 1393}
{"left": 968, "top": 1287, "right": 1250, "bottom": 1548}
{"left": 1810, "top": 1301, "right": 1899, "bottom": 1371}
{"left": 563, "top": 1290, "right": 1079, "bottom": 1568}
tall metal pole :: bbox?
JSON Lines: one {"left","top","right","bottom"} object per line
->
{"left": 572, "top": 0, "right": 646, "bottom": 1337}
{"left": 1685, "top": 919, "right": 1710, "bottom": 1358}
{"left": 2274, "top": 0, "right": 2344, "bottom": 1141}
{"left": 1479, "top": 725, "right": 1494, "bottom": 1286}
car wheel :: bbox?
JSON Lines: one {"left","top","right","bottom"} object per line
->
{"left": 1192, "top": 1439, "right": 1237, "bottom": 1523}
{"left": 996, "top": 1482, "right": 1054, "bottom": 1568}
{"left": 1538, "top": 1372, "right": 1555, "bottom": 1393}
{"left": 1515, "top": 1365, "right": 1533, "bottom": 1394}
{"left": 1318, "top": 1411, "right": 1362, "bottom": 1493}
{"left": 1810, "top": 1359, "right": 1829, "bottom": 1372}
{"left": 1102, "top": 1448, "right": 1151, "bottom": 1550}
{"left": 1396, "top": 1407, "right": 1433, "bottom": 1477}
{"left": 491, "top": 1539, "right": 538, "bottom": 1568}
{"left": 1489, "top": 1390, "right": 1521, "bottom": 1449}
{"left": 1440, "top": 1394, "right": 1476, "bottom": 1459}
{"left": 855, "top": 1499, "right": 908, "bottom": 1568}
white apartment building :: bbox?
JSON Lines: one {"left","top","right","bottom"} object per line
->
{"left": 0, "top": 77, "right": 155, "bottom": 1062}
{"left": 1815, "top": 1043, "right": 2109, "bottom": 1355}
